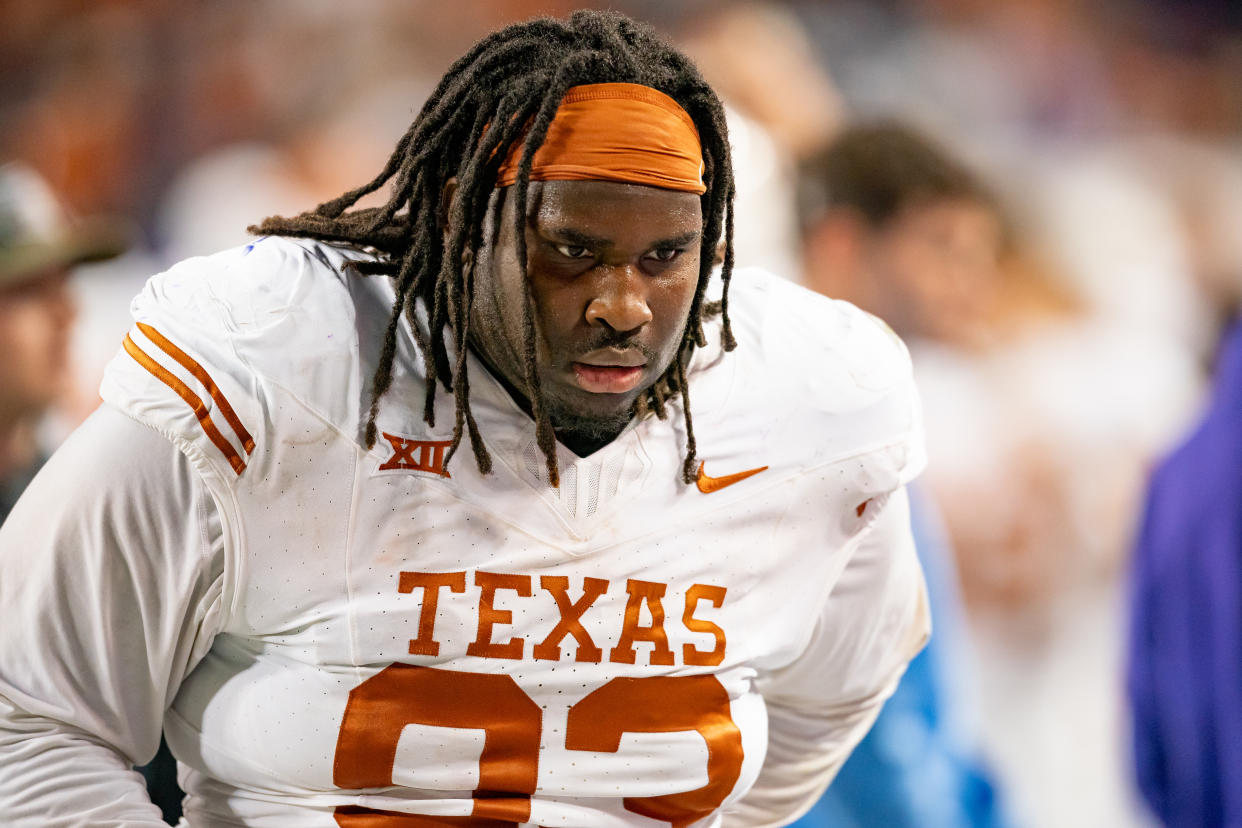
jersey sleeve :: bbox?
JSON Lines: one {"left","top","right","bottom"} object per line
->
{"left": 0, "top": 405, "right": 228, "bottom": 825}
{"left": 724, "top": 487, "right": 931, "bottom": 827}
{"left": 99, "top": 237, "right": 373, "bottom": 486}
{"left": 98, "top": 244, "right": 274, "bottom": 489}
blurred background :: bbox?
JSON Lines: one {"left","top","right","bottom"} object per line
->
{"left": 5, "top": 0, "right": 1242, "bottom": 825}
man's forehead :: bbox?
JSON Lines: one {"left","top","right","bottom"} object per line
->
{"left": 524, "top": 180, "right": 702, "bottom": 228}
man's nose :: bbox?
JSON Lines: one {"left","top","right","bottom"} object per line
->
{"left": 584, "top": 265, "right": 653, "bottom": 333}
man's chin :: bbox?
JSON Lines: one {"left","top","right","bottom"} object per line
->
{"left": 544, "top": 394, "right": 635, "bottom": 446}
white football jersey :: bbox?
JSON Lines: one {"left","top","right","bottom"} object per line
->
{"left": 45, "top": 236, "right": 922, "bottom": 827}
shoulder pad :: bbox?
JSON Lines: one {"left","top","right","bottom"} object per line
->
{"left": 100, "top": 237, "right": 377, "bottom": 484}
{"left": 693, "top": 269, "right": 925, "bottom": 489}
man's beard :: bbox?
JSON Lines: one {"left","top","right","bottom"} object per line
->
{"left": 538, "top": 329, "right": 656, "bottom": 445}
{"left": 542, "top": 394, "right": 635, "bottom": 445}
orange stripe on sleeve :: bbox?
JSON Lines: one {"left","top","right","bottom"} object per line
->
{"left": 123, "top": 334, "right": 247, "bottom": 475}
{"left": 136, "top": 321, "right": 255, "bottom": 454}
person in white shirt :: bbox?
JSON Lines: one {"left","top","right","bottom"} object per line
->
{"left": 0, "top": 11, "right": 928, "bottom": 827}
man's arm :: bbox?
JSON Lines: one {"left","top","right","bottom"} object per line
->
{"left": 0, "top": 404, "right": 226, "bottom": 825}
{"left": 725, "top": 486, "right": 930, "bottom": 828}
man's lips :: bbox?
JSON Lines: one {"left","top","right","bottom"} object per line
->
{"left": 571, "top": 362, "right": 646, "bottom": 394}
{"left": 566, "top": 346, "right": 650, "bottom": 394}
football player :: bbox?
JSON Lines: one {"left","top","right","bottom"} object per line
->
{"left": 0, "top": 11, "right": 928, "bottom": 827}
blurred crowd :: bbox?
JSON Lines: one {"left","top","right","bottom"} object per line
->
{"left": 5, "top": 0, "right": 1242, "bottom": 826}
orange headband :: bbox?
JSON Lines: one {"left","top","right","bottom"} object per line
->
{"left": 495, "top": 83, "right": 706, "bottom": 195}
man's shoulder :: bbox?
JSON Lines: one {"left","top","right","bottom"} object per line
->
{"left": 719, "top": 268, "right": 915, "bottom": 416}
{"left": 128, "top": 236, "right": 397, "bottom": 400}
{"left": 101, "top": 236, "right": 395, "bottom": 483}
{"left": 138, "top": 236, "right": 376, "bottom": 334}
{"left": 695, "top": 268, "right": 922, "bottom": 478}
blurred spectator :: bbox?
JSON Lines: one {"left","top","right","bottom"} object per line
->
{"left": 797, "top": 120, "right": 1191, "bottom": 827}
{"left": 1128, "top": 316, "right": 1242, "bottom": 827}
{"left": 794, "top": 122, "right": 1009, "bottom": 828}
{"left": 799, "top": 122, "right": 1005, "bottom": 351}
{"left": 799, "top": 122, "right": 1198, "bottom": 610}
{"left": 0, "top": 162, "right": 127, "bottom": 521}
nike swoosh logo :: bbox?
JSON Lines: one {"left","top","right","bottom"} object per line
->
{"left": 696, "top": 461, "right": 769, "bottom": 494}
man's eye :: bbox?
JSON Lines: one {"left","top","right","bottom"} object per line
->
{"left": 648, "top": 248, "right": 682, "bottom": 263}
{"left": 553, "top": 243, "right": 591, "bottom": 259}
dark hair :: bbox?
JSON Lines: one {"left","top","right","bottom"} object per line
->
{"left": 251, "top": 9, "right": 734, "bottom": 487}
{"left": 798, "top": 121, "right": 993, "bottom": 228}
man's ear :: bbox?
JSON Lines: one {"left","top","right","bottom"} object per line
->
{"left": 439, "top": 177, "right": 459, "bottom": 239}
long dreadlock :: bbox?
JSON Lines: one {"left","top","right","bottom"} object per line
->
{"left": 250, "top": 10, "right": 736, "bottom": 487}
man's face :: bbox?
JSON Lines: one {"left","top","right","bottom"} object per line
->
{"left": 0, "top": 268, "right": 76, "bottom": 421}
{"left": 870, "top": 197, "right": 1001, "bottom": 345}
{"left": 469, "top": 179, "right": 702, "bottom": 440}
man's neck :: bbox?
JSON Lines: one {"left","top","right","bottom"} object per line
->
{"left": 555, "top": 421, "right": 626, "bottom": 458}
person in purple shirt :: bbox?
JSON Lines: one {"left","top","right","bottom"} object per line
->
{"left": 1128, "top": 318, "right": 1242, "bottom": 827}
